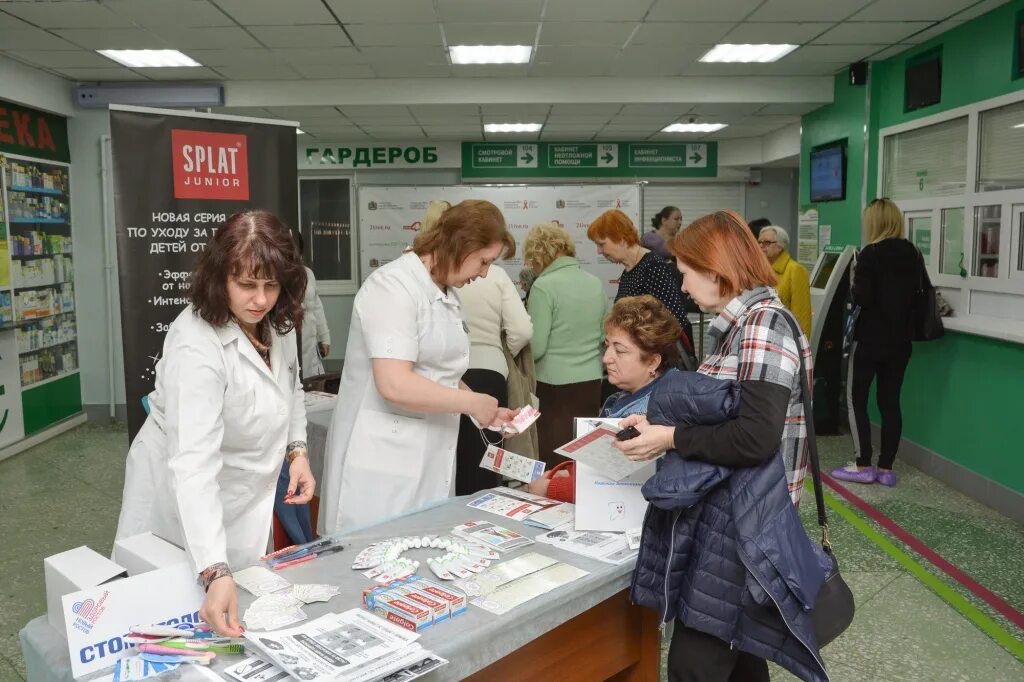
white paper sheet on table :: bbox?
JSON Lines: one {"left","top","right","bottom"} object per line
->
{"left": 535, "top": 528, "right": 638, "bottom": 565}
{"left": 522, "top": 502, "right": 574, "bottom": 530}
{"left": 470, "top": 563, "right": 590, "bottom": 615}
{"left": 243, "top": 592, "right": 307, "bottom": 631}
{"left": 454, "top": 552, "right": 559, "bottom": 597}
{"left": 292, "top": 584, "right": 341, "bottom": 604}
{"left": 244, "top": 609, "right": 420, "bottom": 682}
{"left": 232, "top": 566, "right": 291, "bottom": 596}
{"left": 553, "top": 425, "right": 649, "bottom": 482}
{"left": 224, "top": 656, "right": 291, "bottom": 682}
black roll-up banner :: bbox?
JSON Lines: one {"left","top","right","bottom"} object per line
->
{"left": 110, "top": 107, "right": 298, "bottom": 441}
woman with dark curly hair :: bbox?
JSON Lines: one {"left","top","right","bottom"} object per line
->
{"left": 115, "top": 210, "right": 314, "bottom": 638}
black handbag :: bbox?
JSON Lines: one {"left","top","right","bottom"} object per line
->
{"left": 781, "top": 312, "right": 856, "bottom": 647}
{"left": 913, "top": 250, "right": 945, "bottom": 342}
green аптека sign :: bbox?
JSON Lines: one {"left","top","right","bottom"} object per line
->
{"left": 462, "top": 141, "right": 717, "bottom": 178}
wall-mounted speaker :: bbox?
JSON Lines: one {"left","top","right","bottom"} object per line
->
{"left": 849, "top": 62, "right": 868, "bottom": 86}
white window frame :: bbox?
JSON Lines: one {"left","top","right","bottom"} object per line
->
{"left": 297, "top": 173, "right": 358, "bottom": 295}
{"left": 878, "top": 89, "right": 1024, "bottom": 343}
{"left": 1011, "top": 204, "right": 1024, "bottom": 282}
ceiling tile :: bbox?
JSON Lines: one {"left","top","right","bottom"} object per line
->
{"left": 1, "top": 1, "right": 133, "bottom": 28}
{"left": 688, "top": 103, "right": 770, "bottom": 116}
{"left": 148, "top": 26, "right": 261, "bottom": 49}
{"left": 646, "top": 0, "right": 763, "bottom": 22}
{"left": 359, "top": 46, "right": 448, "bottom": 65}
{"left": 132, "top": 66, "right": 224, "bottom": 80}
{"left": 102, "top": 0, "right": 233, "bottom": 28}
{"left": 949, "top": 0, "right": 1012, "bottom": 24}
{"left": 5, "top": 49, "right": 112, "bottom": 68}
{"left": 544, "top": 0, "right": 653, "bottom": 22}
{"left": 681, "top": 61, "right": 846, "bottom": 75}
{"left": 361, "top": 126, "right": 426, "bottom": 138}
{"left": 263, "top": 106, "right": 344, "bottom": 120}
{"left": 723, "top": 22, "right": 834, "bottom": 43}
{"left": 812, "top": 21, "right": 933, "bottom": 44}
{"left": 784, "top": 44, "right": 887, "bottom": 63}
{"left": 595, "top": 132, "right": 653, "bottom": 140}
{"left": 898, "top": 21, "right": 961, "bottom": 45}
{"left": 749, "top": 0, "right": 872, "bottom": 22}
{"left": 611, "top": 44, "right": 708, "bottom": 77}
{"left": 550, "top": 103, "right": 624, "bottom": 115}
{"left": 54, "top": 27, "right": 168, "bottom": 50}
{"left": 539, "top": 22, "right": 638, "bottom": 45}
{"left": 346, "top": 23, "right": 443, "bottom": 47}
{"left": 0, "top": 28, "right": 78, "bottom": 50}
{"left": 443, "top": 23, "right": 538, "bottom": 44}
{"left": 610, "top": 116, "right": 680, "bottom": 127}
{"left": 300, "top": 125, "right": 364, "bottom": 135}
{"left": 630, "top": 22, "right": 735, "bottom": 45}
{"left": 0, "top": 13, "right": 33, "bottom": 29}
{"left": 339, "top": 105, "right": 415, "bottom": 118}
{"left": 213, "top": 0, "right": 335, "bottom": 25}
{"left": 248, "top": 25, "right": 351, "bottom": 48}
{"left": 414, "top": 116, "right": 482, "bottom": 127}
{"left": 481, "top": 104, "right": 551, "bottom": 117}
{"left": 528, "top": 61, "right": 612, "bottom": 76}
{"left": 212, "top": 64, "right": 302, "bottom": 80}
{"left": 324, "top": 0, "right": 439, "bottom": 23}
{"left": 53, "top": 66, "right": 147, "bottom": 81}
{"left": 371, "top": 62, "right": 452, "bottom": 77}
{"left": 532, "top": 45, "right": 619, "bottom": 66}
{"left": 850, "top": 0, "right": 983, "bottom": 22}
{"left": 307, "top": 130, "right": 370, "bottom": 140}
{"left": 290, "top": 63, "right": 376, "bottom": 78}
{"left": 420, "top": 125, "right": 483, "bottom": 135}
{"left": 185, "top": 49, "right": 286, "bottom": 67}
{"left": 437, "top": 0, "right": 544, "bottom": 22}
{"left": 617, "top": 104, "right": 691, "bottom": 116}
{"left": 451, "top": 65, "right": 531, "bottom": 77}
{"left": 871, "top": 44, "right": 915, "bottom": 61}
{"left": 273, "top": 47, "right": 364, "bottom": 64}
{"left": 757, "top": 103, "right": 824, "bottom": 115}
{"left": 411, "top": 104, "right": 480, "bottom": 118}
{"left": 211, "top": 107, "right": 276, "bottom": 117}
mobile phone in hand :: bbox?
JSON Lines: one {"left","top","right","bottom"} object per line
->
{"left": 616, "top": 426, "right": 640, "bottom": 441}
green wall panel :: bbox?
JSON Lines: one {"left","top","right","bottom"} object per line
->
{"left": 22, "top": 373, "right": 82, "bottom": 435}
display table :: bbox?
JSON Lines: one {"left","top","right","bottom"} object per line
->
{"left": 21, "top": 496, "right": 660, "bottom": 682}
{"left": 306, "top": 408, "right": 332, "bottom": 484}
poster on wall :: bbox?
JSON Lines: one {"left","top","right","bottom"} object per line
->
{"left": 357, "top": 185, "right": 641, "bottom": 299}
{"left": 299, "top": 177, "right": 352, "bottom": 283}
{"left": 797, "top": 208, "right": 819, "bottom": 267}
{"left": 110, "top": 105, "right": 298, "bottom": 440}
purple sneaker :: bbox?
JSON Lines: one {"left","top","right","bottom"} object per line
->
{"left": 830, "top": 463, "right": 876, "bottom": 484}
{"left": 875, "top": 469, "right": 897, "bottom": 486}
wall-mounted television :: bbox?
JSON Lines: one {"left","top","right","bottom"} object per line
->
{"left": 905, "top": 49, "right": 942, "bottom": 112}
{"left": 809, "top": 140, "right": 847, "bottom": 203}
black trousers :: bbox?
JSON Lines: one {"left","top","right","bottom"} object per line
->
{"left": 454, "top": 368, "right": 507, "bottom": 496}
{"left": 668, "top": 622, "right": 769, "bottom": 682}
{"left": 848, "top": 340, "right": 912, "bottom": 470}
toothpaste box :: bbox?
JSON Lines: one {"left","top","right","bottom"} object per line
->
{"left": 409, "top": 576, "right": 467, "bottom": 616}
{"left": 367, "top": 593, "right": 432, "bottom": 632}
{"left": 386, "top": 581, "right": 450, "bottom": 623}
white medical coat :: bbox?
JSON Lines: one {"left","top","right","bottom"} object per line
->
{"left": 300, "top": 266, "right": 331, "bottom": 379}
{"left": 115, "top": 306, "right": 307, "bottom": 574}
{"left": 319, "top": 252, "right": 469, "bottom": 535}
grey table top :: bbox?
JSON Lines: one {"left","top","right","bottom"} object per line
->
{"left": 22, "top": 496, "right": 638, "bottom": 682}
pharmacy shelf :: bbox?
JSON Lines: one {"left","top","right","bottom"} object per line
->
{"left": 15, "top": 310, "right": 75, "bottom": 326}
{"left": 21, "top": 368, "right": 80, "bottom": 390}
{"left": 13, "top": 281, "right": 70, "bottom": 291}
{"left": 11, "top": 252, "right": 71, "bottom": 260}
{"left": 8, "top": 185, "right": 64, "bottom": 196}
{"left": 10, "top": 217, "right": 67, "bottom": 225}
{"left": 18, "top": 337, "right": 77, "bottom": 355}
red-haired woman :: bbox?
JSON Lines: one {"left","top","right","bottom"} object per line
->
{"left": 588, "top": 209, "right": 696, "bottom": 355}
{"left": 320, "top": 200, "right": 519, "bottom": 535}
{"left": 615, "top": 210, "right": 815, "bottom": 681}
{"left": 116, "top": 211, "right": 315, "bottom": 637}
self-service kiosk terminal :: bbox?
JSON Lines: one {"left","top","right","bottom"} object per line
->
{"left": 808, "top": 245, "right": 857, "bottom": 434}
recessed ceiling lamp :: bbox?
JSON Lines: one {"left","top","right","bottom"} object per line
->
{"left": 700, "top": 44, "right": 798, "bottom": 63}
{"left": 98, "top": 49, "right": 201, "bottom": 68}
{"left": 484, "top": 123, "right": 543, "bottom": 133}
{"left": 662, "top": 123, "right": 727, "bottom": 133}
{"left": 449, "top": 45, "right": 533, "bottom": 64}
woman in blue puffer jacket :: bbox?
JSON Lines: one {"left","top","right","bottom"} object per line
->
{"left": 615, "top": 210, "right": 827, "bottom": 682}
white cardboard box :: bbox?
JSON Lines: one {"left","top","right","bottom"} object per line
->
{"left": 44, "top": 546, "right": 126, "bottom": 636}
{"left": 112, "top": 532, "right": 189, "bottom": 576}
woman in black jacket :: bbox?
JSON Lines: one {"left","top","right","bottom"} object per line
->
{"left": 832, "top": 198, "right": 921, "bottom": 487}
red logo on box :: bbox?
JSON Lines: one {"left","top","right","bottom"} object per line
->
{"left": 171, "top": 129, "right": 249, "bottom": 200}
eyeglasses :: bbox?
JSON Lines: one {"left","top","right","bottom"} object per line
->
{"left": 757, "top": 240, "right": 777, "bottom": 246}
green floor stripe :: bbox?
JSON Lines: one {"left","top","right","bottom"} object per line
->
{"left": 821, "top": 489, "right": 1024, "bottom": 661}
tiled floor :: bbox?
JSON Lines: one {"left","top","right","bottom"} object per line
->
{"left": 0, "top": 422, "right": 1021, "bottom": 681}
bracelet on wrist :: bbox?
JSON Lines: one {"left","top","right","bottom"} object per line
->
{"left": 198, "top": 562, "right": 231, "bottom": 592}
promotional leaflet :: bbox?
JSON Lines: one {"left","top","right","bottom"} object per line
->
{"left": 451, "top": 520, "right": 534, "bottom": 553}
{"left": 479, "top": 445, "right": 545, "bottom": 484}
{"left": 535, "top": 529, "right": 638, "bottom": 565}
{"left": 470, "top": 563, "right": 590, "bottom": 616}
{"left": 465, "top": 486, "right": 560, "bottom": 522}
{"left": 243, "top": 609, "right": 419, "bottom": 682}
{"left": 554, "top": 425, "right": 649, "bottom": 482}
{"left": 454, "top": 553, "right": 559, "bottom": 598}
{"left": 521, "top": 503, "right": 574, "bottom": 531}
{"left": 226, "top": 645, "right": 447, "bottom": 682}
{"left": 571, "top": 418, "right": 651, "bottom": 532}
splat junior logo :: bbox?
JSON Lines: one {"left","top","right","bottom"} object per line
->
{"left": 171, "top": 129, "right": 249, "bottom": 200}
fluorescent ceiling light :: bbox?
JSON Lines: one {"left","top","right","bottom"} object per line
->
{"left": 485, "top": 123, "right": 543, "bottom": 133}
{"left": 98, "top": 49, "right": 200, "bottom": 68}
{"left": 1014, "top": 123, "right": 1024, "bottom": 129}
{"left": 296, "top": 129, "right": 305, "bottom": 135}
{"left": 700, "top": 44, "right": 798, "bottom": 63}
{"left": 449, "top": 45, "right": 532, "bottom": 64}
{"left": 662, "top": 123, "right": 727, "bottom": 133}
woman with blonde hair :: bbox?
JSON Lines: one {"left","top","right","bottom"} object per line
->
{"left": 832, "top": 198, "right": 922, "bottom": 487}
{"left": 523, "top": 222, "right": 609, "bottom": 463}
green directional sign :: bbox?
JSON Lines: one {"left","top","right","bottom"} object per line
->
{"left": 462, "top": 141, "right": 716, "bottom": 178}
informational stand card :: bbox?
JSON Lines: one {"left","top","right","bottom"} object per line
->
{"left": 572, "top": 418, "right": 652, "bottom": 532}
{"left": 535, "top": 528, "right": 638, "bottom": 565}
{"left": 553, "top": 425, "right": 649, "bottom": 482}
{"left": 479, "top": 445, "right": 546, "bottom": 484}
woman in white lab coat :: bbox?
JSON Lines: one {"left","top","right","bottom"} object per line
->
{"left": 320, "top": 199, "right": 518, "bottom": 535}
{"left": 294, "top": 232, "right": 331, "bottom": 378}
{"left": 115, "top": 211, "right": 315, "bottom": 637}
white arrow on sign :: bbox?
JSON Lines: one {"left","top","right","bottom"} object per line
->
{"left": 517, "top": 144, "right": 538, "bottom": 168}
{"left": 686, "top": 144, "right": 707, "bottom": 168}
{"left": 597, "top": 143, "right": 618, "bottom": 167}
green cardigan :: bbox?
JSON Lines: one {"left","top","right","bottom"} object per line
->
{"left": 527, "top": 256, "right": 610, "bottom": 385}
